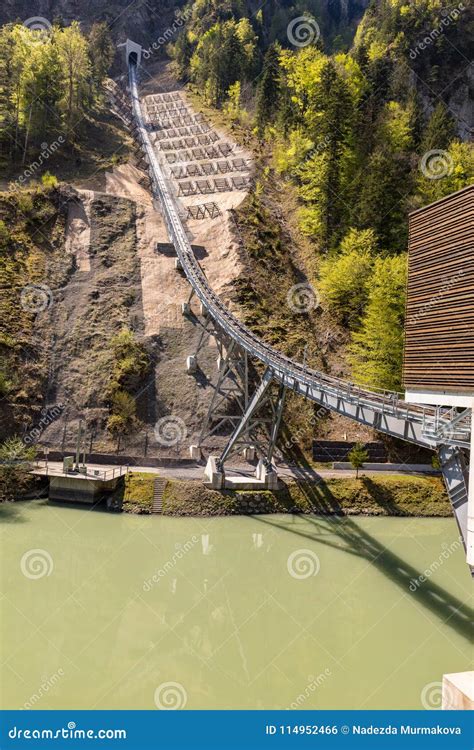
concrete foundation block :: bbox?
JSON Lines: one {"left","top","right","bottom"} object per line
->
{"left": 174, "top": 257, "right": 183, "bottom": 271}
{"left": 255, "top": 459, "right": 266, "bottom": 481}
{"left": 243, "top": 446, "right": 256, "bottom": 462}
{"left": 256, "top": 459, "right": 280, "bottom": 490}
{"left": 442, "top": 672, "right": 474, "bottom": 709}
{"left": 186, "top": 355, "right": 197, "bottom": 374}
{"left": 204, "top": 456, "right": 224, "bottom": 489}
{"left": 222, "top": 469, "right": 279, "bottom": 490}
{"left": 189, "top": 444, "right": 201, "bottom": 460}
{"left": 181, "top": 302, "right": 190, "bottom": 316}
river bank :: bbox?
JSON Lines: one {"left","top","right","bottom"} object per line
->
{"left": 120, "top": 472, "right": 451, "bottom": 517}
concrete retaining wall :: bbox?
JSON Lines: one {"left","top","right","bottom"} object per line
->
{"left": 49, "top": 476, "right": 120, "bottom": 504}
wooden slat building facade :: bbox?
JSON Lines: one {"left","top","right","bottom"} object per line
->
{"left": 403, "top": 185, "right": 474, "bottom": 394}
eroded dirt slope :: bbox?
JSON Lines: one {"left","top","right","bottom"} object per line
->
{"left": 38, "top": 75, "right": 256, "bottom": 457}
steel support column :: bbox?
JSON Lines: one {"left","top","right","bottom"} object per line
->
{"left": 265, "top": 383, "right": 286, "bottom": 468}
{"left": 217, "top": 368, "right": 274, "bottom": 470}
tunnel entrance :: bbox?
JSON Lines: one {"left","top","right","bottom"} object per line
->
{"left": 123, "top": 39, "right": 142, "bottom": 68}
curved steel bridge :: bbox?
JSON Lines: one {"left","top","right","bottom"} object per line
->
{"left": 127, "top": 60, "right": 472, "bottom": 566}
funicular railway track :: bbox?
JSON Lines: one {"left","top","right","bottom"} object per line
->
{"left": 127, "top": 61, "right": 472, "bottom": 567}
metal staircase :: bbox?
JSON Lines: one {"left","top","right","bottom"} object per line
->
{"left": 439, "top": 446, "right": 470, "bottom": 551}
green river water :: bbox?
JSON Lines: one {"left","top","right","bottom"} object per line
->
{"left": 0, "top": 500, "right": 472, "bottom": 710}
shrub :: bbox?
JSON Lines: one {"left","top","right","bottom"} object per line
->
{"left": 348, "top": 442, "right": 369, "bottom": 478}
{"left": 107, "top": 414, "right": 127, "bottom": 435}
{"left": 0, "top": 370, "right": 12, "bottom": 396}
{"left": 41, "top": 172, "right": 59, "bottom": 189}
{"left": 0, "top": 220, "right": 10, "bottom": 248}
{"left": 318, "top": 228, "right": 377, "bottom": 327}
{"left": 15, "top": 191, "right": 34, "bottom": 215}
{"left": 0, "top": 437, "right": 36, "bottom": 502}
{"left": 107, "top": 390, "right": 137, "bottom": 435}
{"left": 109, "top": 328, "right": 149, "bottom": 390}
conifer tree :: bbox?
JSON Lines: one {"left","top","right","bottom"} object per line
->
{"left": 307, "top": 60, "right": 352, "bottom": 249}
{"left": 256, "top": 42, "right": 281, "bottom": 133}
{"left": 420, "top": 102, "right": 456, "bottom": 153}
{"left": 88, "top": 22, "right": 115, "bottom": 92}
{"left": 0, "top": 24, "right": 16, "bottom": 155}
{"left": 349, "top": 254, "right": 407, "bottom": 392}
{"left": 22, "top": 39, "right": 62, "bottom": 149}
{"left": 55, "top": 21, "right": 91, "bottom": 138}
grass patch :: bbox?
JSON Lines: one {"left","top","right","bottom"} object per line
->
{"left": 121, "top": 471, "right": 155, "bottom": 514}
{"left": 162, "top": 474, "right": 450, "bottom": 517}
{"left": 290, "top": 475, "right": 450, "bottom": 517}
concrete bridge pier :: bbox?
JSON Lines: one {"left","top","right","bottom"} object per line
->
{"left": 204, "top": 456, "right": 280, "bottom": 490}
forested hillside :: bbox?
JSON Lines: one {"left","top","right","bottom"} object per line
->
{"left": 169, "top": 0, "right": 473, "bottom": 391}
{"left": 0, "top": 20, "right": 135, "bottom": 443}
{"left": 0, "top": 0, "right": 472, "bottom": 448}
{"left": 0, "top": 21, "right": 119, "bottom": 176}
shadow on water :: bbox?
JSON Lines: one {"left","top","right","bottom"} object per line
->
{"left": 0, "top": 501, "right": 32, "bottom": 523}
{"left": 0, "top": 497, "right": 113, "bottom": 523}
{"left": 45, "top": 498, "right": 111, "bottom": 514}
{"left": 253, "top": 491, "right": 473, "bottom": 642}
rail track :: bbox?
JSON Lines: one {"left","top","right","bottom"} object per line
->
{"left": 127, "top": 60, "right": 471, "bottom": 567}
